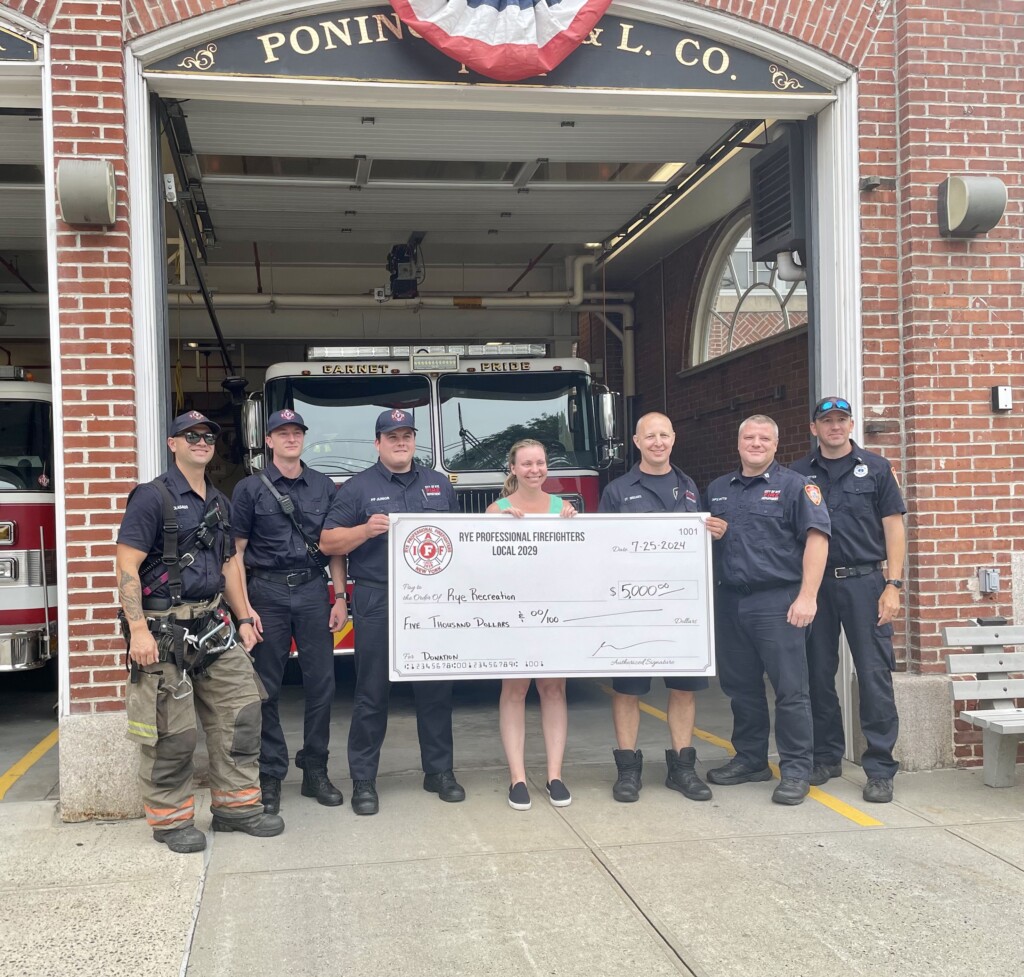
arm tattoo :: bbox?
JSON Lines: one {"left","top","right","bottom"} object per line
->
{"left": 119, "top": 569, "right": 145, "bottom": 622}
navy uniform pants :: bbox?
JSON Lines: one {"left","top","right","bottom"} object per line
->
{"left": 715, "top": 584, "right": 814, "bottom": 781}
{"left": 249, "top": 574, "right": 335, "bottom": 779}
{"left": 349, "top": 583, "right": 455, "bottom": 781}
{"left": 806, "top": 571, "right": 899, "bottom": 779}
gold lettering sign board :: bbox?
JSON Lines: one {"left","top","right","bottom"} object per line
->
{"left": 151, "top": 7, "right": 827, "bottom": 94}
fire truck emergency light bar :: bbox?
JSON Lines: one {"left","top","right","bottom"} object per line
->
{"left": 306, "top": 344, "right": 548, "bottom": 360}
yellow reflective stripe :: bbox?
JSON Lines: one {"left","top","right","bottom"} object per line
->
{"left": 127, "top": 721, "right": 158, "bottom": 734}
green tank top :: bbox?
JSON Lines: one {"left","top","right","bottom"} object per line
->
{"left": 495, "top": 494, "right": 562, "bottom": 513}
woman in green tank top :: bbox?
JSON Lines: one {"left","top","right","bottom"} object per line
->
{"left": 486, "top": 439, "right": 577, "bottom": 812}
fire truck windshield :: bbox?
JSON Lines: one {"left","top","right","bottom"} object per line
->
{"left": 439, "top": 372, "right": 595, "bottom": 472}
{"left": 0, "top": 399, "right": 53, "bottom": 492}
{"left": 265, "top": 374, "right": 433, "bottom": 476}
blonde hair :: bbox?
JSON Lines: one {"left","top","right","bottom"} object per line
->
{"left": 500, "top": 439, "right": 547, "bottom": 497}
{"left": 738, "top": 414, "right": 779, "bottom": 439}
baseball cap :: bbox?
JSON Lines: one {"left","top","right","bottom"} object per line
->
{"left": 267, "top": 408, "right": 308, "bottom": 433}
{"left": 170, "top": 410, "right": 221, "bottom": 437}
{"left": 375, "top": 408, "right": 417, "bottom": 435}
{"left": 812, "top": 397, "right": 853, "bottom": 421}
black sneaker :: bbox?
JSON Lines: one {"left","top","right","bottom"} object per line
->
{"left": 863, "top": 777, "right": 894, "bottom": 803}
{"left": 771, "top": 778, "right": 810, "bottom": 806}
{"left": 423, "top": 769, "right": 466, "bottom": 803}
{"left": 351, "top": 779, "right": 379, "bottom": 816}
{"left": 508, "top": 782, "right": 531, "bottom": 811}
{"left": 545, "top": 779, "right": 572, "bottom": 808}
{"left": 706, "top": 757, "right": 773, "bottom": 786}
{"left": 153, "top": 825, "right": 206, "bottom": 853}
{"left": 809, "top": 762, "right": 843, "bottom": 787}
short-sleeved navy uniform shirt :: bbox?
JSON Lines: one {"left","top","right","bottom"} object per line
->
{"left": 790, "top": 440, "right": 906, "bottom": 567}
{"left": 598, "top": 463, "right": 702, "bottom": 514}
{"left": 117, "top": 465, "right": 234, "bottom": 601}
{"left": 231, "top": 461, "right": 336, "bottom": 571}
{"left": 706, "top": 460, "right": 831, "bottom": 588}
{"left": 323, "top": 460, "right": 458, "bottom": 583}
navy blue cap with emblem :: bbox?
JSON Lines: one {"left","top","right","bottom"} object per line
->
{"left": 267, "top": 408, "right": 309, "bottom": 433}
{"left": 169, "top": 410, "right": 221, "bottom": 436}
{"left": 375, "top": 408, "right": 417, "bottom": 435}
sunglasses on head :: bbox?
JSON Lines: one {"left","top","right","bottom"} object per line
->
{"left": 182, "top": 431, "right": 217, "bottom": 445}
{"left": 816, "top": 399, "right": 851, "bottom": 416}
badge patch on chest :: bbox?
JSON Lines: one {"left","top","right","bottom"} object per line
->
{"left": 685, "top": 490, "right": 697, "bottom": 504}
{"left": 854, "top": 464, "right": 869, "bottom": 478}
{"left": 423, "top": 484, "right": 442, "bottom": 497}
{"left": 804, "top": 484, "right": 823, "bottom": 506}
{"left": 761, "top": 490, "right": 781, "bottom": 502}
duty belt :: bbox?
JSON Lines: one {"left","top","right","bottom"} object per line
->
{"left": 250, "top": 567, "right": 319, "bottom": 587}
{"left": 830, "top": 563, "right": 881, "bottom": 579}
{"left": 717, "top": 580, "right": 798, "bottom": 596}
{"left": 353, "top": 578, "right": 388, "bottom": 591}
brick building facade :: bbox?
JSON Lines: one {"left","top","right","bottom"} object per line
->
{"left": 1, "top": 0, "right": 1020, "bottom": 816}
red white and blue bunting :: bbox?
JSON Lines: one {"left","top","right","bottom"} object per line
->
{"left": 389, "top": 0, "right": 613, "bottom": 82}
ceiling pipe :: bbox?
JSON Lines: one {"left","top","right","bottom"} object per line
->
{"left": 2, "top": 256, "right": 634, "bottom": 309}
{"left": 590, "top": 307, "right": 636, "bottom": 400}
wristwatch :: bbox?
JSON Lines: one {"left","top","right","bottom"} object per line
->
{"left": 884, "top": 579, "right": 903, "bottom": 590}
{"left": 237, "top": 617, "right": 255, "bottom": 626}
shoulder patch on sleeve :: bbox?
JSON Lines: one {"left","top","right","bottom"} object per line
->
{"left": 804, "top": 484, "right": 822, "bottom": 506}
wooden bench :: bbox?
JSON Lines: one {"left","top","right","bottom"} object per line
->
{"left": 943, "top": 621, "right": 1024, "bottom": 787}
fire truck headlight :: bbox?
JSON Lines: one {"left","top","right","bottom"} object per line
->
{"left": 0, "top": 558, "right": 17, "bottom": 580}
{"left": 0, "top": 522, "right": 13, "bottom": 545}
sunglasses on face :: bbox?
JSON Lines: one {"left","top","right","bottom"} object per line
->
{"left": 816, "top": 399, "right": 851, "bottom": 416}
{"left": 182, "top": 431, "right": 217, "bottom": 445}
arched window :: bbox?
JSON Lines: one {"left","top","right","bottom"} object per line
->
{"left": 689, "top": 211, "right": 807, "bottom": 366}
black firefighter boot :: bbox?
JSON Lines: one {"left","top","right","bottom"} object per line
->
{"left": 665, "top": 747, "right": 713, "bottom": 801}
{"left": 298, "top": 757, "right": 344, "bottom": 807}
{"left": 612, "top": 749, "right": 644, "bottom": 802}
{"left": 259, "top": 774, "right": 281, "bottom": 816}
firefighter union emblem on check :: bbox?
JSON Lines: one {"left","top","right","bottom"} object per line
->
{"left": 403, "top": 525, "right": 454, "bottom": 575}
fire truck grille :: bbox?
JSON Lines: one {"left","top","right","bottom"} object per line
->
{"left": 456, "top": 489, "right": 500, "bottom": 513}
{"left": 455, "top": 490, "right": 584, "bottom": 513}
{"left": 26, "top": 550, "right": 57, "bottom": 587}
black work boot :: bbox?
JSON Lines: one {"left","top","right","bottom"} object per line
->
{"left": 351, "top": 779, "right": 379, "bottom": 816}
{"left": 259, "top": 774, "right": 281, "bottom": 815}
{"left": 211, "top": 812, "right": 285, "bottom": 836}
{"left": 423, "top": 769, "right": 466, "bottom": 803}
{"left": 300, "top": 761, "right": 344, "bottom": 807}
{"left": 665, "top": 747, "right": 713, "bottom": 801}
{"left": 612, "top": 749, "right": 644, "bottom": 802}
{"left": 153, "top": 825, "right": 206, "bottom": 853}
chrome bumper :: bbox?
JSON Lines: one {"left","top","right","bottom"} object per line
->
{"left": 0, "top": 625, "right": 54, "bottom": 671}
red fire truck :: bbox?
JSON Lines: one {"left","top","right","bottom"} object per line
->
{"left": 242, "top": 346, "right": 621, "bottom": 652}
{"left": 0, "top": 367, "right": 56, "bottom": 672}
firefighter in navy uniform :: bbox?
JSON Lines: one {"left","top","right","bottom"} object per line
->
{"left": 597, "top": 412, "right": 725, "bottom": 804}
{"left": 232, "top": 409, "right": 349, "bottom": 815}
{"left": 319, "top": 409, "right": 465, "bottom": 816}
{"left": 705, "top": 414, "right": 831, "bottom": 806}
{"left": 790, "top": 397, "right": 906, "bottom": 804}
{"left": 116, "top": 411, "right": 284, "bottom": 853}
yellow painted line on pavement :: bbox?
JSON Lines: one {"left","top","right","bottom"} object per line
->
{"left": 0, "top": 728, "right": 59, "bottom": 801}
{"left": 597, "top": 682, "right": 883, "bottom": 827}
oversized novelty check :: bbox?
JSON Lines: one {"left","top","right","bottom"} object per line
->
{"left": 388, "top": 513, "right": 715, "bottom": 680}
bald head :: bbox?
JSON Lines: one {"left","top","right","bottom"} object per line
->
{"left": 633, "top": 412, "right": 676, "bottom": 474}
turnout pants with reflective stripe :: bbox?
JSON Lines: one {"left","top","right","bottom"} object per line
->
{"left": 126, "top": 642, "right": 265, "bottom": 829}
{"left": 248, "top": 574, "right": 336, "bottom": 780}
{"left": 714, "top": 585, "right": 814, "bottom": 781}
{"left": 348, "top": 584, "right": 455, "bottom": 781}
{"left": 806, "top": 571, "right": 900, "bottom": 779}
